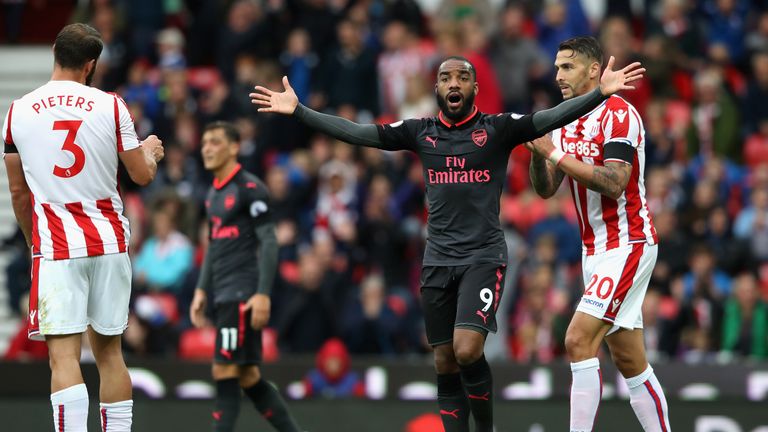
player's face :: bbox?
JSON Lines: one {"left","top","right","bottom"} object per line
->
{"left": 554, "top": 49, "right": 600, "bottom": 100}
{"left": 435, "top": 59, "right": 478, "bottom": 121}
{"left": 201, "top": 128, "right": 238, "bottom": 172}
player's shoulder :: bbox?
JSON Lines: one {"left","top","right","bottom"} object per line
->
{"left": 386, "top": 117, "right": 433, "bottom": 129}
{"left": 238, "top": 169, "right": 269, "bottom": 193}
{"left": 605, "top": 95, "right": 637, "bottom": 113}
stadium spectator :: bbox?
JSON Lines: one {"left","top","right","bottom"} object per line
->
{"left": 300, "top": 338, "right": 365, "bottom": 398}
{"left": 721, "top": 272, "right": 768, "bottom": 359}
{"left": 276, "top": 249, "right": 339, "bottom": 353}
{"left": 734, "top": 187, "right": 768, "bottom": 261}
{"left": 279, "top": 28, "right": 318, "bottom": 106}
{"left": 317, "top": 18, "right": 379, "bottom": 115}
{"left": 686, "top": 67, "right": 741, "bottom": 162}
{"left": 133, "top": 208, "right": 194, "bottom": 294}
{"left": 341, "top": 274, "right": 401, "bottom": 355}
{"left": 490, "top": 3, "right": 550, "bottom": 113}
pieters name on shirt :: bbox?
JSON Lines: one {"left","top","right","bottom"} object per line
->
{"left": 427, "top": 156, "right": 491, "bottom": 184}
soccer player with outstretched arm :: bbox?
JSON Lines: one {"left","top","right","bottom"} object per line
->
{"left": 250, "top": 54, "right": 643, "bottom": 432}
{"left": 527, "top": 36, "right": 671, "bottom": 432}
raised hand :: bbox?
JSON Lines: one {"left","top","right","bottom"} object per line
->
{"left": 598, "top": 56, "right": 646, "bottom": 96}
{"left": 249, "top": 76, "right": 299, "bottom": 115}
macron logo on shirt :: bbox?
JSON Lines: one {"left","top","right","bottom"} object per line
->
{"left": 614, "top": 109, "right": 627, "bottom": 123}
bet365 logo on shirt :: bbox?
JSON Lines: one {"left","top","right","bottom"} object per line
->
{"left": 561, "top": 139, "right": 601, "bottom": 158}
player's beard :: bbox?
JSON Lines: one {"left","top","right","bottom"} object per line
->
{"left": 85, "top": 62, "right": 97, "bottom": 86}
{"left": 436, "top": 90, "right": 475, "bottom": 121}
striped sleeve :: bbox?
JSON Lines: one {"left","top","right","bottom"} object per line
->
{"left": 112, "top": 94, "right": 140, "bottom": 152}
{"left": 2, "top": 102, "right": 17, "bottom": 154}
{"left": 601, "top": 97, "right": 641, "bottom": 149}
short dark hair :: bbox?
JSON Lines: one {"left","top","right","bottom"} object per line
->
{"left": 54, "top": 23, "right": 103, "bottom": 70}
{"left": 440, "top": 56, "right": 477, "bottom": 80}
{"left": 558, "top": 36, "right": 604, "bottom": 67}
{"left": 204, "top": 121, "right": 241, "bottom": 143}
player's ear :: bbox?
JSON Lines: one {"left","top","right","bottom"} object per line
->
{"left": 590, "top": 61, "right": 600, "bottom": 79}
{"left": 473, "top": 82, "right": 478, "bottom": 95}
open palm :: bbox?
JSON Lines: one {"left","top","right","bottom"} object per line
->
{"left": 249, "top": 76, "right": 299, "bottom": 114}
{"left": 599, "top": 56, "right": 646, "bottom": 96}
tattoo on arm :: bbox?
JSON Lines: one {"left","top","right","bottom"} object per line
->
{"left": 529, "top": 154, "right": 566, "bottom": 198}
{"left": 588, "top": 162, "right": 632, "bottom": 198}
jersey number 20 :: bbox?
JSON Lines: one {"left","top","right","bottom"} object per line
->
{"left": 52, "top": 120, "right": 86, "bottom": 178}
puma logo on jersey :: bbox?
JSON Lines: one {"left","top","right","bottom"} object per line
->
{"left": 614, "top": 109, "right": 627, "bottom": 123}
{"left": 425, "top": 136, "right": 438, "bottom": 148}
{"left": 610, "top": 299, "right": 622, "bottom": 313}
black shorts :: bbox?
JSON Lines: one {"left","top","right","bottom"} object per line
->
{"left": 420, "top": 263, "right": 506, "bottom": 346}
{"left": 214, "top": 301, "right": 262, "bottom": 365}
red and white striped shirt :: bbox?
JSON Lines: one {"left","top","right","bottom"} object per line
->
{"left": 2, "top": 80, "right": 139, "bottom": 260}
{"left": 552, "top": 95, "right": 658, "bottom": 255}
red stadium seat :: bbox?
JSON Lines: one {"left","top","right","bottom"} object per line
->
{"left": 178, "top": 327, "right": 216, "bottom": 360}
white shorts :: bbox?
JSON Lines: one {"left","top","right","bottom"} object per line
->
{"left": 28, "top": 253, "right": 132, "bottom": 341}
{"left": 576, "top": 243, "right": 657, "bottom": 335}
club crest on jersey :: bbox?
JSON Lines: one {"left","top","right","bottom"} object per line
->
{"left": 472, "top": 129, "right": 487, "bottom": 147}
{"left": 224, "top": 194, "right": 236, "bottom": 210}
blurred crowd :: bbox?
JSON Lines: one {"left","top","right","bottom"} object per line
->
{"left": 3, "top": 0, "right": 768, "bottom": 366}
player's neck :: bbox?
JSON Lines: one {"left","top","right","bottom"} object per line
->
{"left": 51, "top": 67, "right": 86, "bottom": 85}
{"left": 214, "top": 161, "right": 240, "bottom": 183}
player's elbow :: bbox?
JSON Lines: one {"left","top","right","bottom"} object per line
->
{"left": 129, "top": 172, "right": 152, "bottom": 186}
{"left": 531, "top": 185, "right": 557, "bottom": 199}
{"left": 8, "top": 182, "right": 29, "bottom": 199}
{"left": 128, "top": 166, "right": 157, "bottom": 186}
{"left": 606, "top": 186, "right": 626, "bottom": 200}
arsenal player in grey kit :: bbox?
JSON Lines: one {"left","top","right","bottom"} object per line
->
{"left": 190, "top": 121, "right": 302, "bottom": 432}
{"left": 250, "top": 56, "right": 644, "bottom": 432}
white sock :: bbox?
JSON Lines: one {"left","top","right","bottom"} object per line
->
{"left": 50, "top": 383, "right": 89, "bottom": 432}
{"left": 626, "top": 366, "right": 671, "bottom": 432}
{"left": 100, "top": 400, "right": 133, "bottom": 432}
{"left": 570, "top": 358, "right": 602, "bottom": 432}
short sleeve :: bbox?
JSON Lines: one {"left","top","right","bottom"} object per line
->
{"left": 493, "top": 112, "right": 537, "bottom": 146}
{"left": 244, "top": 180, "right": 273, "bottom": 227}
{"left": 376, "top": 119, "right": 421, "bottom": 151}
{"left": 2, "top": 102, "right": 17, "bottom": 155}
{"left": 602, "top": 99, "right": 641, "bottom": 149}
{"left": 112, "top": 94, "right": 140, "bottom": 152}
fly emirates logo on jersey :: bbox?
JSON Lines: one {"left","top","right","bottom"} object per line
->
{"left": 427, "top": 156, "right": 491, "bottom": 184}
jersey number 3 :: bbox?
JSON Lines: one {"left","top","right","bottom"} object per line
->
{"left": 52, "top": 120, "right": 86, "bottom": 178}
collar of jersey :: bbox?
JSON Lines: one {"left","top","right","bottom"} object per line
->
{"left": 213, "top": 163, "right": 242, "bottom": 190}
{"left": 438, "top": 105, "right": 479, "bottom": 129}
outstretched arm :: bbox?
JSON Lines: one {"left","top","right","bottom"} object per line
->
{"left": 526, "top": 136, "right": 566, "bottom": 199}
{"left": 531, "top": 56, "right": 644, "bottom": 135}
{"left": 250, "top": 76, "right": 384, "bottom": 148}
